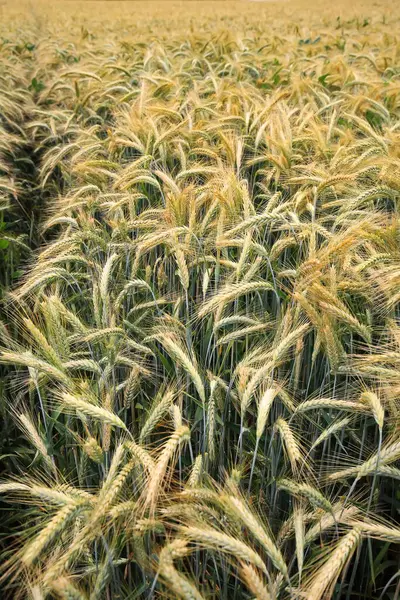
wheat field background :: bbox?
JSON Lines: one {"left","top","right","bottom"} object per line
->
{"left": 0, "top": 0, "right": 400, "bottom": 598}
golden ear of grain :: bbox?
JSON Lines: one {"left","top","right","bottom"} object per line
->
{"left": 124, "top": 440, "right": 155, "bottom": 472}
{"left": 171, "top": 404, "right": 183, "bottom": 430}
{"left": 277, "top": 479, "right": 333, "bottom": 513}
{"left": 256, "top": 387, "right": 277, "bottom": 440}
{"left": 0, "top": 482, "right": 31, "bottom": 495}
{"left": 100, "top": 253, "right": 119, "bottom": 302}
{"left": 159, "top": 540, "right": 205, "bottom": 600}
{"left": 18, "top": 413, "right": 55, "bottom": 472}
{"left": 108, "top": 500, "right": 137, "bottom": 521}
{"left": 102, "top": 392, "right": 112, "bottom": 452}
{"left": 180, "top": 524, "right": 267, "bottom": 573}
{"left": 198, "top": 280, "right": 274, "bottom": 319}
{"left": 293, "top": 501, "right": 305, "bottom": 582}
{"left": 171, "top": 237, "right": 190, "bottom": 290}
{"left": 310, "top": 417, "right": 352, "bottom": 451}
{"left": 139, "top": 388, "right": 175, "bottom": 442}
{"left": 187, "top": 454, "right": 203, "bottom": 488}
{"left": 23, "top": 317, "right": 64, "bottom": 369}
{"left": 347, "top": 519, "right": 400, "bottom": 544}
{"left": 304, "top": 504, "right": 359, "bottom": 545}
{"left": 221, "top": 494, "right": 288, "bottom": 578}
{"left": 83, "top": 435, "right": 103, "bottom": 464}
{"left": 51, "top": 576, "right": 88, "bottom": 600}
{"left": 156, "top": 332, "right": 205, "bottom": 403}
{"left": 328, "top": 439, "right": 400, "bottom": 481}
{"left": 359, "top": 391, "right": 384, "bottom": 429}
{"left": 58, "top": 392, "right": 127, "bottom": 430}
{"left": 271, "top": 323, "right": 310, "bottom": 365}
{"left": 302, "top": 528, "right": 361, "bottom": 600}
{"left": 206, "top": 380, "right": 217, "bottom": 461}
{"left": 240, "top": 361, "right": 274, "bottom": 418}
{"left": 239, "top": 563, "right": 271, "bottom": 600}
{"left": 144, "top": 425, "right": 190, "bottom": 510}
{"left": 0, "top": 351, "right": 70, "bottom": 385}
{"left": 21, "top": 500, "right": 86, "bottom": 566}
{"left": 274, "top": 417, "right": 302, "bottom": 472}
{"left": 295, "top": 399, "right": 368, "bottom": 414}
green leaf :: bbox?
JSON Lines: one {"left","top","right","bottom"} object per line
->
{"left": 29, "top": 77, "right": 45, "bottom": 93}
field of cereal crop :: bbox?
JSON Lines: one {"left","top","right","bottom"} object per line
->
{"left": 1, "top": 1, "right": 400, "bottom": 598}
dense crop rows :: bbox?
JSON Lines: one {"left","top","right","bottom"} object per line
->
{"left": 1, "top": 1, "right": 400, "bottom": 598}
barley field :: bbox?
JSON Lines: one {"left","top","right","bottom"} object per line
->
{"left": 0, "top": 0, "right": 400, "bottom": 598}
